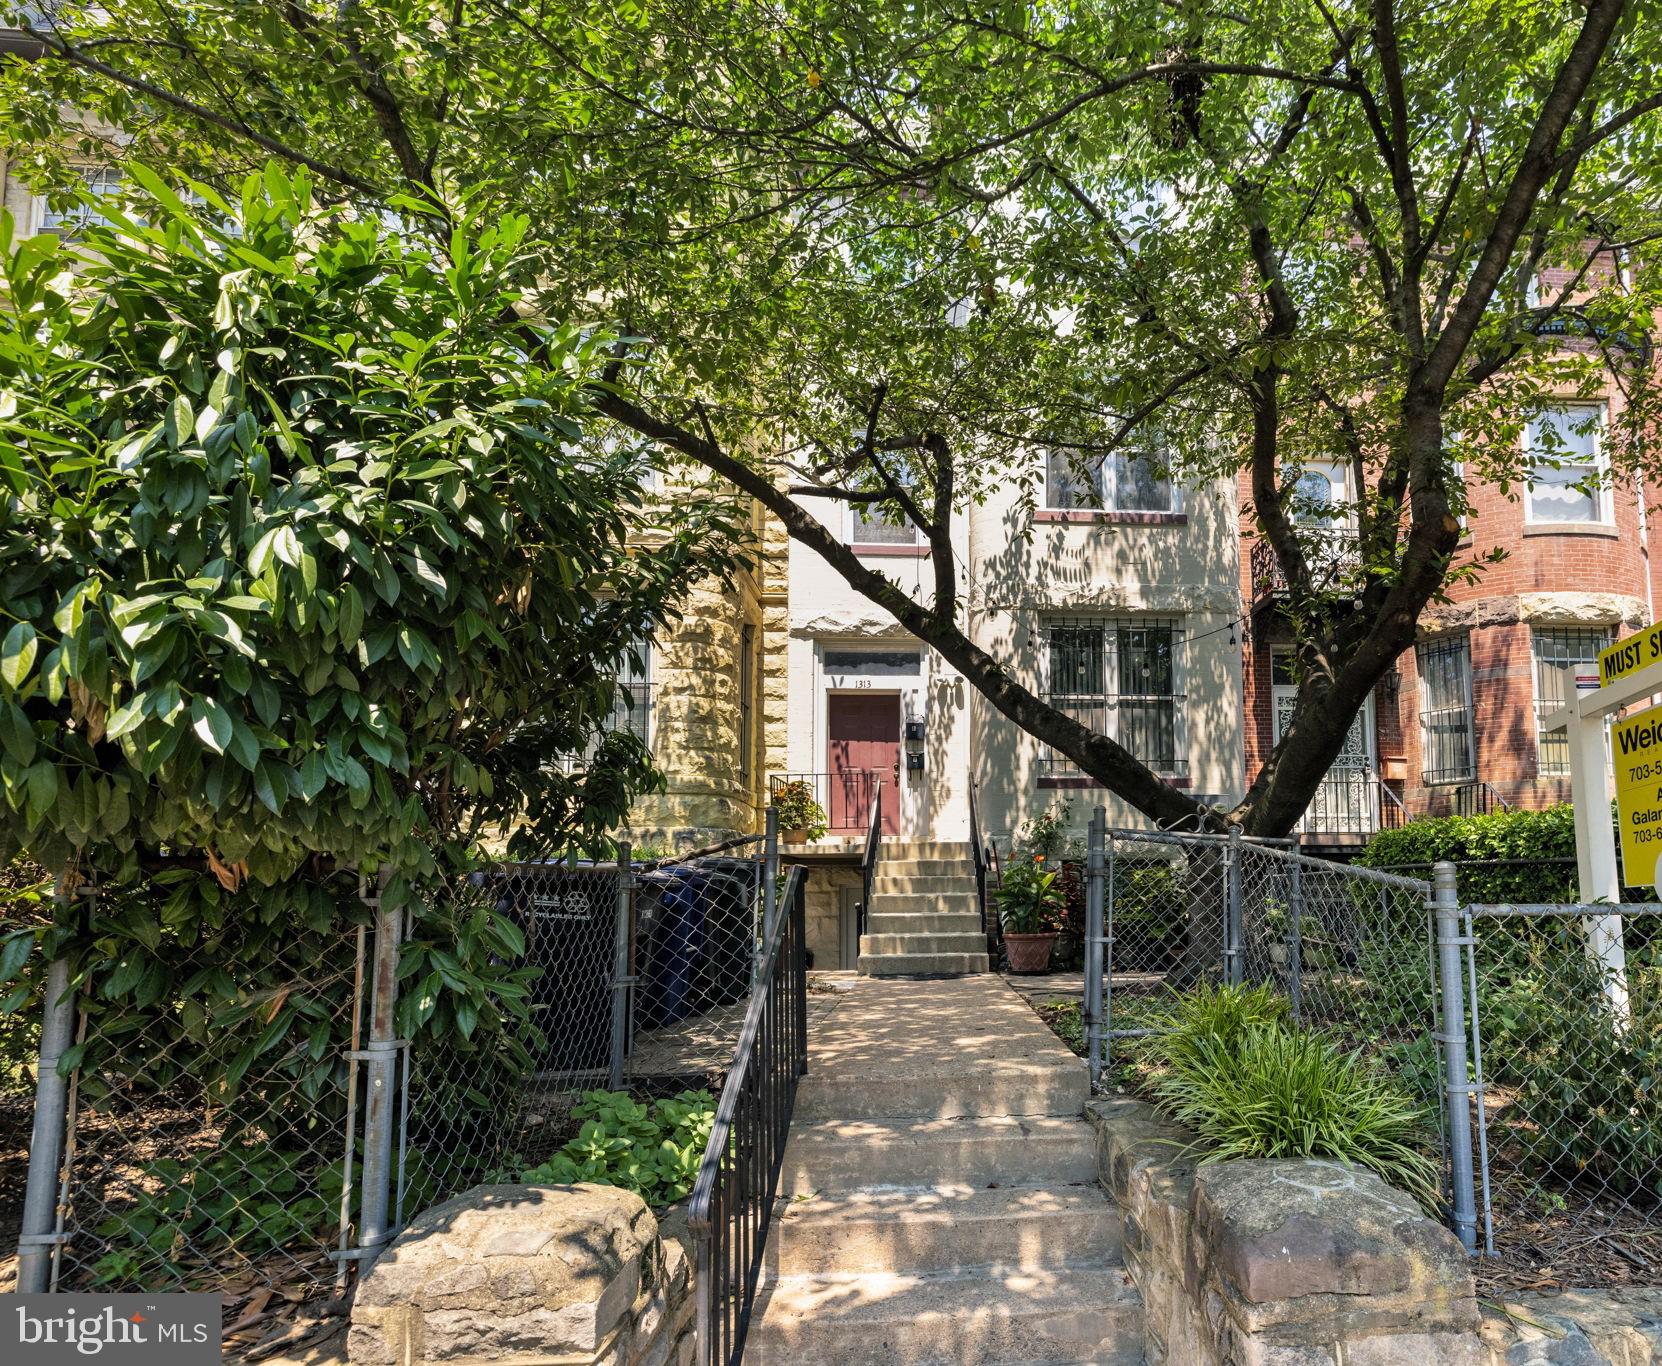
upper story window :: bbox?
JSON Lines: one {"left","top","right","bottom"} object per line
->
{"left": 1525, "top": 404, "right": 1610, "bottom": 524}
{"left": 1041, "top": 617, "right": 1188, "bottom": 776}
{"left": 1417, "top": 635, "right": 1475, "bottom": 784}
{"left": 38, "top": 165, "right": 123, "bottom": 238}
{"left": 1288, "top": 461, "right": 1352, "bottom": 528}
{"left": 847, "top": 503, "right": 922, "bottom": 546}
{"left": 1044, "top": 441, "right": 1176, "bottom": 514}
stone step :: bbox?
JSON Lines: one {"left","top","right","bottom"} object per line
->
{"left": 877, "top": 858, "right": 972, "bottom": 879}
{"left": 860, "top": 931, "right": 988, "bottom": 956}
{"left": 768, "top": 1183, "right": 1123, "bottom": 1276}
{"left": 856, "top": 951, "right": 991, "bottom": 977}
{"left": 879, "top": 841, "right": 974, "bottom": 859}
{"left": 780, "top": 1115, "right": 1100, "bottom": 1196}
{"left": 794, "top": 1055, "right": 1086, "bottom": 1120}
{"left": 864, "top": 911, "right": 984, "bottom": 936}
{"left": 746, "top": 1264, "right": 1144, "bottom": 1365}
{"left": 869, "top": 875, "right": 978, "bottom": 895}
{"left": 868, "top": 892, "right": 981, "bottom": 915}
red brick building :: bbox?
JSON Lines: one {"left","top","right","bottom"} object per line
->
{"left": 1242, "top": 383, "right": 1662, "bottom": 849}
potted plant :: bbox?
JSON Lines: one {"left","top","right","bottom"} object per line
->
{"left": 995, "top": 855, "right": 1066, "bottom": 973}
{"left": 772, "top": 780, "right": 828, "bottom": 845}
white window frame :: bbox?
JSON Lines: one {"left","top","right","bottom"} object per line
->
{"left": 1043, "top": 441, "right": 1181, "bottom": 514}
{"left": 35, "top": 164, "right": 124, "bottom": 238}
{"left": 844, "top": 501, "right": 923, "bottom": 546}
{"left": 1523, "top": 403, "right": 1612, "bottom": 526}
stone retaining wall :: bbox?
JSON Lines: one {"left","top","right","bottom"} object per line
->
{"left": 348, "top": 1183, "right": 694, "bottom": 1366}
{"left": 1090, "top": 1095, "right": 1662, "bottom": 1366}
{"left": 1090, "top": 1095, "right": 1482, "bottom": 1365}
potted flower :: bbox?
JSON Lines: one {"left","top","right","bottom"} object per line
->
{"left": 772, "top": 780, "right": 828, "bottom": 845}
{"left": 994, "top": 855, "right": 1065, "bottom": 973}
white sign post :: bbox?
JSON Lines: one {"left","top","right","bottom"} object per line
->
{"left": 1539, "top": 640, "right": 1662, "bottom": 1020}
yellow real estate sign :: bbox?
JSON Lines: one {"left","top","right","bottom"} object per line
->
{"left": 1600, "top": 623, "right": 1662, "bottom": 687}
{"left": 1614, "top": 702, "right": 1662, "bottom": 888}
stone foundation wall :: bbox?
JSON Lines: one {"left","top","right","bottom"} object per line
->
{"left": 349, "top": 1183, "right": 695, "bottom": 1366}
{"left": 801, "top": 865, "right": 860, "bottom": 969}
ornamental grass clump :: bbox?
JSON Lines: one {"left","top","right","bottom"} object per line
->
{"left": 1154, "top": 1018, "right": 1441, "bottom": 1212}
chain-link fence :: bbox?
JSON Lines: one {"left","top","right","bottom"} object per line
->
{"left": 401, "top": 847, "right": 767, "bottom": 1211}
{"left": 10, "top": 840, "right": 773, "bottom": 1352}
{"left": 1076, "top": 824, "right": 1468, "bottom": 1240}
{"left": 1464, "top": 901, "right": 1662, "bottom": 1289}
{"left": 7, "top": 881, "right": 371, "bottom": 1356}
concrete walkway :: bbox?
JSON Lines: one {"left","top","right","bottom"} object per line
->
{"left": 748, "top": 975, "right": 1142, "bottom": 1364}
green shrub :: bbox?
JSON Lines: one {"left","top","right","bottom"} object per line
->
{"left": 1355, "top": 805, "right": 1633, "bottom": 904}
{"left": 1157, "top": 981, "right": 1289, "bottom": 1072}
{"left": 1154, "top": 1020, "right": 1441, "bottom": 1210}
{"left": 518, "top": 1089, "right": 716, "bottom": 1208}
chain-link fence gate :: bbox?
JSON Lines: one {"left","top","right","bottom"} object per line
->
{"left": 1073, "top": 814, "right": 1480, "bottom": 1248}
{"left": 11, "top": 834, "right": 775, "bottom": 1351}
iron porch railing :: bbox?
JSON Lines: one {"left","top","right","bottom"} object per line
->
{"left": 768, "top": 770, "right": 886, "bottom": 833}
{"left": 687, "top": 863, "right": 809, "bottom": 1366}
{"left": 1249, "top": 532, "right": 1364, "bottom": 606}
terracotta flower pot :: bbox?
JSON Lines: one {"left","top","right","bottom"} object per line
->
{"left": 1003, "top": 931, "right": 1057, "bottom": 975}
{"left": 782, "top": 828, "right": 809, "bottom": 845}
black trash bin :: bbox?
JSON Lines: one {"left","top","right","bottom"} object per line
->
{"left": 694, "top": 857, "right": 761, "bottom": 1007}
{"left": 636, "top": 865, "right": 707, "bottom": 1029}
{"left": 504, "top": 866, "right": 617, "bottom": 1073}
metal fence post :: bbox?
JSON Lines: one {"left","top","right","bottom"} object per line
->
{"left": 1432, "top": 861, "right": 1478, "bottom": 1254}
{"left": 17, "top": 942, "right": 77, "bottom": 1294}
{"left": 357, "top": 872, "right": 403, "bottom": 1260}
{"left": 610, "top": 845, "right": 633, "bottom": 1092}
{"left": 1224, "top": 826, "right": 1243, "bottom": 986}
{"left": 1083, "top": 807, "right": 1107, "bottom": 1091}
{"left": 1287, "top": 833, "right": 1304, "bottom": 1026}
{"left": 762, "top": 806, "right": 780, "bottom": 946}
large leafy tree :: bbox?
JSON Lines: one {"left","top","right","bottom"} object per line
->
{"left": 0, "top": 166, "right": 743, "bottom": 887}
{"left": 9, "top": 0, "right": 1662, "bottom": 833}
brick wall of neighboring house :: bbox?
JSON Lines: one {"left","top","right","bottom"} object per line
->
{"left": 1240, "top": 379, "right": 1659, "bottom": 844}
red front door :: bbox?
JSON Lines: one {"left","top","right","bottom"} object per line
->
{"left": 827, "top": 693, "right": 900, "bottom": 834}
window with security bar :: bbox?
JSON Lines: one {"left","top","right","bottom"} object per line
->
{"left": 1417, "top": 635, "right": 1474, "bottom": 784}
{"left": 38, "top": 164, "right": 124, "bottom": 238}
{"left": 1042, "top": 617, "right": 1187, "bottom": 775}
{"left": 559, "top": 637, "right": 652, "bottom": 771}
{"left": 1044, "top": 438, "right": 1176, "bottom": 513}
{"left": 1533, "top": 625, "right": 1611, "bottom": 775}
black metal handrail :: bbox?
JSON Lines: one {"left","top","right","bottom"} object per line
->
{"left": 969, "top": 782, "right": 988, "bottom": 939}
{"left": 857, "top": 780, "right": 883, "bottom": 939}
{"left": 687, "top": 864, "right": 808, "bottom": 1366}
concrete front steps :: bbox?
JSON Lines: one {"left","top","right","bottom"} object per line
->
{"left": 857, "top": 840, "right": 990, "bottom": 977}
{"left": 748, "top": 976, "right": 1142, "bottom": 1365}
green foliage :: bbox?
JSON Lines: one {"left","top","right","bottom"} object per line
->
{"left": 994, "top": 855, "right": 1066, "bottom": 934}
{"left": 518, "top": 1089, "right": 716, "bottom": 1209}
{"left": 1013, "top": 800, "right": 1077, "bottom": 862}
{"left": 1356, "top": 806, "right": 1590, "bottom": 903}
{"left": 1153, "top": 1019, "right": 1441, "bottom": 1212}
{"left": 0, "top": 163, "right": 740, "bottom": 887}
{"left": 771, "top": 780, "right": 827, "bottom": 840}
{"left": 87, "top": 1143, "right": 342, "bottom": 1287}
{"left": 0, "top": 858, "right": 49, "bottom": 1097}
{"left": 1477, "top": 931, "right": 1662, "bottom": 1199}
{"left": 1155, "top": 981, "right": 1290, "bottom": 1073}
